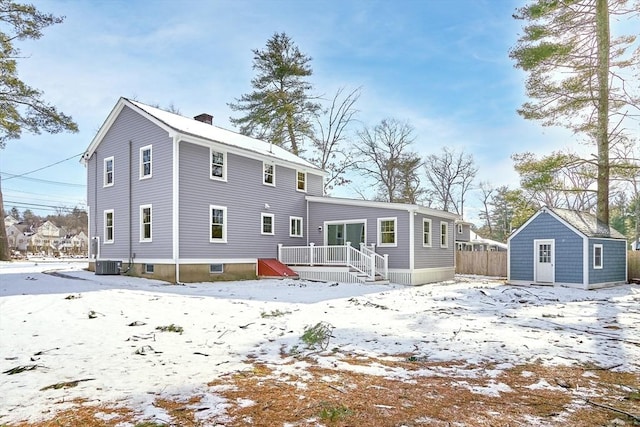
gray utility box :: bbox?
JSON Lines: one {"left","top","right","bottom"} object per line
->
{"left": 95, "top": 260, "right": 122, "bottom": 275}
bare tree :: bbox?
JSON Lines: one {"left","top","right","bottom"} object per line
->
{"left": 478, "top": 181, "right": 494, "bottom": 235}
{"left": 423, "top": 147, "right": 477, "bottom": 216}
{"left": 354, "top": 118, "right": 420, "bottom": 203}
{"left": 309, "top": 87, "right": 361, "bottom": 193}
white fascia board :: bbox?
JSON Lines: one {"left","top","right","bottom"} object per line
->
{"left": 583, "top": 234, "right": 589, "bottom": 285}
{"left": 306, "top": 196, "right": 459, "bottom": 220}
{"left": 81, "top": 98, "right": 127, "bottom": 165}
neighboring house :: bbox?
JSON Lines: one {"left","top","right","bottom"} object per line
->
{"left": 30, "top": 220, "right": 64, "bottom": 256}
{"left": 6, "top": 223, "right": 30, "bottom": 252}
{"left": 71, "top": 231, "right": 89, "bottom": 256}
{"left": 508, "top": 206, "right": 627, "bottom": 290}
{"left": 454, "top": 220, "right": 472, "bottom": 250}
{"left": 82, "top": 97, "right": 459, "bottom": 285}
{"left": 4, "top": 215, "right": 19, "bottom": 228}
{"left": 455, "top": 221, "right": 507, "bottom": 251}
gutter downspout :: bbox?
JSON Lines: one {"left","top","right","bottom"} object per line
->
{"left": 409, "top": 209, "right": 415, "bottom": 275}
{"left": 172, "top": 134, "right": 180, "bottom": 284}
{"left": 121, "top": 140, "right": 133, "bottom": 274}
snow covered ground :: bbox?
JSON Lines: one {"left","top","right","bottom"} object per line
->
{"left": 0, "top": 260, "right": 638, "bottom": 425}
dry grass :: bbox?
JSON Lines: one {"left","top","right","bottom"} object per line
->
{"left": 5, "top": 357, "right": 639, "bottom": 427}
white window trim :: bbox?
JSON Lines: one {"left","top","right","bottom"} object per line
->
{"left": 296, "top": 170, "right": 307, "bottom": 192}
{"left": 593, "top": 244, "right": 603, "bottom": 269}
{"left": 104, "top": 209, "right": 114, "bottom": 244}
{"left": 210, "top": 205, "right": 227, "bottom": 243}
{"left": 140, "top": 204, "right": 152, "bottom": 242}
{"left": 144, "top": 263, "right": 154, "bottom": 274}
{"left": 210, "top": 148, "right": 227, "bottom": 182}
{"left": 104, "top": 156, "right": 114, "bottom": 187}
{"left": 440, "top": 221, "right": 449, "bottom": 248}
{"left": 457, "top": 223, "right": 463, "bottom": 234}
{"left": 377, "top": 217, "right": 397, "bottom": 247}
{"left": 261, "top": 213, "right": 275, "bottom": 235}
{"left": 290, "top": 216, "right": 303, "bottom": 238}
{"left": 423, "top": 218, "right": 432, "bottom": 247}
{"left": 263, "top": 162, "right": 275, "bottom": 186}
{"left": 210, "top": 263, "right": 224, "bottom": 274}
{"left": 139, "top": 145, "right": 152, "bottom": 180}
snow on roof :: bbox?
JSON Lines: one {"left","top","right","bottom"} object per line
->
{"left": 547, "top": 207, "right": 626, "bottom": 239}
{"left": 127, "top": 99, "right": 323, "bottom": 172}
{"left": 469, "top": 230, "right": 507, "bottom": 249}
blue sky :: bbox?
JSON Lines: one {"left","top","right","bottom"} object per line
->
{"left": 1, "top": 0, "right": 579, "bottom": 225}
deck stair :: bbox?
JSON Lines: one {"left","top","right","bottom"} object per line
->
{"left": 277, "top": 242, "right": 389, "bottom": 284}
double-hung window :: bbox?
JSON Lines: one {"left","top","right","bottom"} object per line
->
{"left": 423, "top": 218, "right": 432, "bottom": 247}
{"left": 104, "top": 157, "right": 114, "bottom": 187}
{"left": 140, "top": 145, "right": 152, "bottom": 179}
{"left": 263, "top": 163, "right": 275, "bottom": 186}
{"left": 378, "top": 217, "right": 397, "bottom": 247}
{"left": 140, "top": 205, "right": 152, "bottom": 242}
{"left": 104, "top": 210, "right": 114, "bottom": 243}
{"left": 290, "top": 216, "right": 303, "bottom": 237}
{"left": 593, "top": 244, "right": 603, "bottom": 269}
{"left": 210, "top": 205, "right": 227, "bottom": 243}
{"left": 210, "top": 149, "right": 226, "bottom": 181}
{"left": 296, "top": 171, "right": 306, "bottom": 192}
{"left": 261, "top": 213, "right": 274, "bottom": 235}
{"left": 440, "top": 222, "right": 449, "bottom": 248}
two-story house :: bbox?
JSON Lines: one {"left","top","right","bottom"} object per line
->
{"left": 82, "top": 98, "right": 459, "bottom": 285}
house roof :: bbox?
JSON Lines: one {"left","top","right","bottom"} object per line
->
{"left": 469, "top": 230, "right": 508, "bottom": 250}
{"left": 547, "top": 207, "right": 626, "bottom": 239}
{"left": 509, "top": 206, "right": 626, "bottom": 241}
{"left": 306, "top": 195, "right": 461, "bottom": 220}
{"left": 83, "top": 97, "right": 323, "bottom": 173}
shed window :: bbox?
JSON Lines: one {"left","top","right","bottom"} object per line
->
{"left": 593, "top": 244, "right": 603, "bottom": 269}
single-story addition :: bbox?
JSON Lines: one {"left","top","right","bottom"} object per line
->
{"left": 507, "top": 206, "right": 627, "bottom": 290}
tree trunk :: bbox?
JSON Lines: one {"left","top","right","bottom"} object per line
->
{"left": 0, "top": 179, "right": 11, "bottom": 261}
{"left": 596, "top": 0, "right": 610, "bottom": 224}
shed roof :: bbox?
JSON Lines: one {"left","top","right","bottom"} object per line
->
{"left": 546, "top": 207, "right": 626, "bottom": 239}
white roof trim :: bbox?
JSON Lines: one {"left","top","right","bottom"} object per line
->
{"left": 306, "top": 196, "right": 460, "bottom": 220}
{"left": 508, "top": 206, "right": 585, "bottom": 242}
{"left": 82, "top": 97, "right": 325, "bottom": 175}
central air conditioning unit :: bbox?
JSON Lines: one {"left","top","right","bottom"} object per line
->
{"left": 95, "top": 260, "right": 122, "bottom": 275}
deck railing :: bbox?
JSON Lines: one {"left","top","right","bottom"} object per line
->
{"left": 278, "top": 242, "right": 388, "bottom": 281}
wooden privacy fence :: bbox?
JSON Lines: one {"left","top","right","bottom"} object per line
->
{"left": 627, "top": 251, "right": 640, "bottom": 281}
{"left": 457, "top": 249, "right": 640, "bottom": 281}
{"left": 456, "top": 251, "right": 507, "bottom": 277}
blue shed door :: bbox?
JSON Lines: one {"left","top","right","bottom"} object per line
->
{"left": 534, "top": 239, "right": 554, "bottom": 283}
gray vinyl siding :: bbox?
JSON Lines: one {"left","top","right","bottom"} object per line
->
{"left": 87, "top": 106, "right": 173, "bottom": 260}
{"left": 306, "top": 173, "right": 324, "bottom": 197}
{"left": 414, "top": 213, "right": 455, "bottom": 269}
{"left": 456, "top": 223, "right": 471, "bottom": 243}
{"left": 307, "top": 202, "right": 411, "bottom": 269}
{"left": 178, "top": 142, "right": 308, "bottom": 259}
{"left": 509, "top": 212, "right": 583, "bottom": 283}
{"left": 588, "top": 238, "right": 626, "bottom": 284}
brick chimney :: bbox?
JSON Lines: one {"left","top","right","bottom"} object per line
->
{"left": 194, "top": 113, "right": 213, "bottom": 125}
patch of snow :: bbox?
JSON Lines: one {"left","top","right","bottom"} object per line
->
{"left": 1, "top": 261, "right": 638, "bottom": 424}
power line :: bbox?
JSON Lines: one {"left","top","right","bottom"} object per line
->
{"left": 5, "top": 200, "right": 86, "bottom": 210}
{"left": 0, "top": 173, "right": 85, "bottom": 187}
{"left": 2, "top": 152, "right": 85, "bottom": 181}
